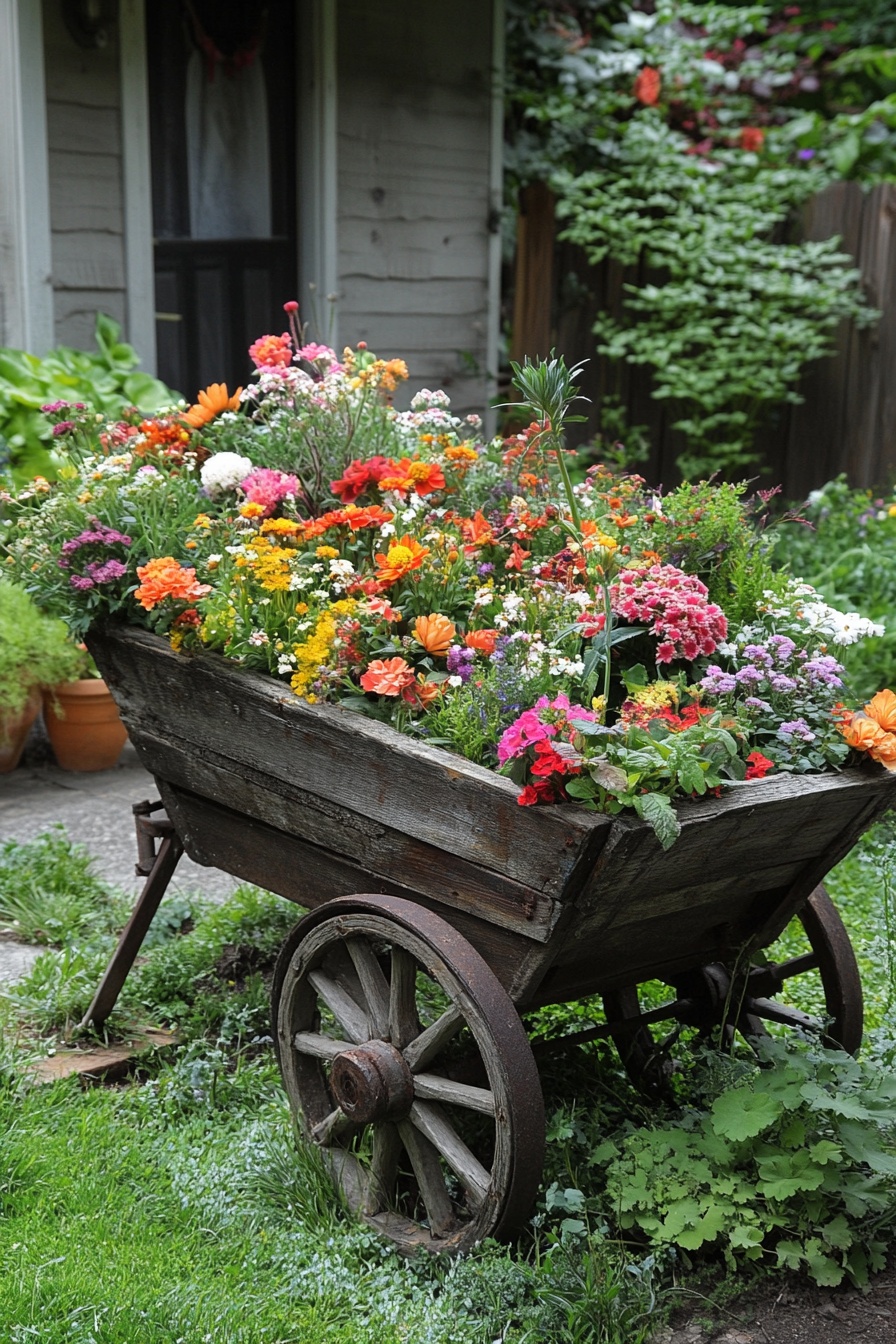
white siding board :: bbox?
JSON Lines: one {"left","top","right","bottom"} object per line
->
{"left": 46, "top": 101, "right": 122, "bottom": 157}
{"left": 52, "top": 232, "right": 125, "bottom": 292}
{"left": 42, "top": 0, "right": 125, "bottom": 349}
{"left": 336, "top": 0, "right": 494, "bottom": 416}
{"left": 49, "top": 152, "right": 122, "bottom": 232}
{"left": 54, "top": 290, "right": 127, "bottom": 349}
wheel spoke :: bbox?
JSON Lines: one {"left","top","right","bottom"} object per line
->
{"left": 307, "top": 969, "right": 369, "bottom": 1044}
{"left": 409, "top": 1100, "right": 490, "bottom": 1208}
{"left": 413, "top": 1072, "right": 495, "bottom": 1114}
{"left": 293, "top": 1030, "right": 354, "bottom": 1060}
{"left": 403, "top": 1006, "right": 464, "bottom": 1073}
{"left": 363, "top": 1121, "right": 401, "bottom": 1216}
{"left": 347, "top": 937, "right": 390, "bottom": 1039}
{"left": 746, "top": 996, "right": 821, "bottom": 1032}
{"left": 397, "top": 1119, "right": 456, "bottom": 1237}
{"left": 311, "top": 1106, "right": 351, "bottom": 1144}
{"left": 771, "top": 952, "right": 819, "bottom": 982}
{"left": 389, "top": 946, "right": 419, "bottom": 1049}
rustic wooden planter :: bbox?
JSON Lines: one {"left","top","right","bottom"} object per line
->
{"left": 86, "top": 625, "right": 896, "bottom": 1254}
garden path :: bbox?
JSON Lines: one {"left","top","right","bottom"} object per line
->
{"left": 0, "top": 723, "right": 239, "bottom": 921}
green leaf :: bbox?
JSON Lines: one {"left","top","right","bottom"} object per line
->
{"left": 831, "top": 130, "right": 861, "bottom": 177}
{"left": 633, "top": 791, "right": 681, "bottom": 849}
{"left": 710, "top": 1090, "right": 783, "bottom": 1141}
{"left": 588, "top": 757, "right": 628, "bottom": 793}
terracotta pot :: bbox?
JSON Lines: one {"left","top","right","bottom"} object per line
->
{"left": 0, "top": 686, "right": 42, "bottom": 774}
{"left": 43, "top": 678, "right": 128, "bottom": 772}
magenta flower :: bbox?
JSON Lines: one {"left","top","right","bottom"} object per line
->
{"left": 240, "top": 468, "right": 300, "bottom": 517}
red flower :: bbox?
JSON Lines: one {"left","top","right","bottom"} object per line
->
{"left": 505, "top": 542, "right": 532, "bottom": 572}
{"left": 633, "top": 67, "right": 661, "bottom": 106}
{"left": 740, "top": 127, "right": 765, "bottom": 153}
{"left": 745, "top": 751, "right": 775, "bottom": 780}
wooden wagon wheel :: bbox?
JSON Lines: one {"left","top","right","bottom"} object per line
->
{"left": 271, "top": 893, "right": 545, "bottom": 1255}
{"left": 602, "top": 884, "right": 863, "bottom": 1095}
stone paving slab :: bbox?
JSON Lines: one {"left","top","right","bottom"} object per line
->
{"left": 0, "top": 726, "right": 240, "bottom": 906}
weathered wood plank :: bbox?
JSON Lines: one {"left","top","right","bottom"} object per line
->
{"left": 124, "top": 727, "right": 558, "bottom": 938}
{"left": 89, "top": 628, "right": 610, "bottom": 902}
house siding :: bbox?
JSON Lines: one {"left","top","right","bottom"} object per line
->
{"left": 43, "top": 0, "right": 126, "bottom": 348}
{"left": 335, "top": 1, "right": 494, "bottom": 415}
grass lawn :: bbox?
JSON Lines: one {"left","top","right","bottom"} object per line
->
{"left": 1, "top": 821, "right": 895, "bottom": 1343}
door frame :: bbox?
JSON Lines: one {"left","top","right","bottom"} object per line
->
{"left": 120, "top": 0, "right": 338, "bottom": 377}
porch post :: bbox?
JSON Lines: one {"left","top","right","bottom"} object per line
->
{"left": 299, "top": 0, "right": 339, "bottom": 348}
{"left": 119, "top": 0, "right": 158, "bottom": 374}
{"left": 0, "top": 0, "right": 54, "bottom": 353}
{"left": 486, "top": 0, "right": 506, "bottom": 436}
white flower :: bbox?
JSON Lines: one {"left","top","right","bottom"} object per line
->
{"left": 806, "top": 488, "right": 826, "bottom": 506}
{"left": 200, "top": 452, "right": 253, "bottom": 494}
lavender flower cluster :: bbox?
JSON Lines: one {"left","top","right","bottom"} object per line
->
{"left": 58, "top": 519, "right": 132, "bottom": 591}
{"left": 700, "top": 633, "right": 849, "bottom": 772}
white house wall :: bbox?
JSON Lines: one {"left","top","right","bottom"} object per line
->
{"left": 335, "top": 0, "right": 495, "bottom": 415}
{"left": 43, "top": 0, "right": 127, "bottom": 348}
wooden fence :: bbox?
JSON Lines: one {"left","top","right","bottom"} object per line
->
{"left": 511, "top": 181, "right": 896, "bottom": 497}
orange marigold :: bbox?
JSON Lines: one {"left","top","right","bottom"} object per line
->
{"left": 401, "top": 675, "right": 443, "bottom": 709}
{"left": 865, "top": 689, "right": 896, "bottom": 734}
{"left": 183, "top": 383, "right": 243, "bottom": 429}
{"left": 413, "top": 613, "right": 456, "bottom": 656}
{"left": 464, "top": 628, "right": 498, "bottom": 655}
{"left": 373, "top": 535, "right": 430, "bottom": 586}
{"left": 360, "top": 657, "right": 416, "bottom": 696}
{"left": 134, "top": 557, "right": 211, "bottom": 610}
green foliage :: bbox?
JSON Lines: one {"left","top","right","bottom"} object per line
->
{"left": 773, "top": 477, "right": 896, "bottom": 701}
{"left": 0, "top": 313, "right": 177, "bottom": 485}
{"left": 505, "top": 2, "right": 885, "bottom": 477}
{"left": 0, "top": 826, "right": 124, "bottom": 945}
{"left": 0, "top": 581, "right": 85, "bottom": 718}
{"left": 597, "top": 1038, "right": 896, "bottom": 1287}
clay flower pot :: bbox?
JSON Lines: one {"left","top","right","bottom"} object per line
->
{"left": 43, "top": 678, "right": 128, "bottom": 772}
{"left": 0, "top": 686, "right": 42, "bottom": 774}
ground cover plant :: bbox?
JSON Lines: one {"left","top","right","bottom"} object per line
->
{"left": 1, "top": 813, "right": 895, "bottom": 1340}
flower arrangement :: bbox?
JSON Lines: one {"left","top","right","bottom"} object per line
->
{"left": 1, "top": 312, "right": 890, "bottom": 847}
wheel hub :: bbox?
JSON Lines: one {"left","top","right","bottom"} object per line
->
{"left": 331, "top": 1039, "right": 415, "bottom": 1123}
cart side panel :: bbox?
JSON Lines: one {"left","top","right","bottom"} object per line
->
{"left": 158, "top": 781, "right": 538, "bottom": 992}
{"left": 536, "top": 770, "right": 892, "bottom": 1000}
{"left": 142, "top": 730, "right": 556, "bottom": 941}
{"left": 89, "top": 628, "right": 610, "bottom": 908}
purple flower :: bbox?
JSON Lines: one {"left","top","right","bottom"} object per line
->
{"left": 743, "top": 644, "right": 773, "bottom": 666}
{"left": 778, "top": 718, "right": 816, "bottom": 742}
{"left": 797, "top": 148, "right": 816, "bottom": 160}
{"left": 69, "top": 575, "right": 96, "bottom": 591}
{"left": 86, "top": 558, "right": 129, "bottom": 584}
{"left": 477, "top": 563, "right": 495, "bottom": 577}
{"left": 769, "top": 674, "right": 798, "bottom": 692}
{"left": 701, "top": 666, "right": 737, "bottom": 694}
{"left": 52, "top": 421, "right": 75, "bottom": 436}
{"left": 744, "top": 697, "right": 772, "bottom": 712}
{"left": 446, "top": 646, "right": 475, "bottom": 683}
{"left": 735, "top": 665, "right": 765, "bottom": 686}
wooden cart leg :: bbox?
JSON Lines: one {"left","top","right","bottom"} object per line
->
{"left": 79, "top": 800, "right": 183, "bottom": 1030}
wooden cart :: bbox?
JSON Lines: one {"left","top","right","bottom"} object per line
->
{"left": 83, "top": 626, "right": 895, "bottom": 1254}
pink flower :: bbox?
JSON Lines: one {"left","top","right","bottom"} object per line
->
{"left": 249, "top": 332, "right": 293, "bottom": 370}
{"left": 611, "top": 564, "right": 727, "bottom": 664}
{"left": 497, "top": 694, "right": 595, "bottom": 765}
{"left": 240, "top": 468, "right": 299, "bottom": 517}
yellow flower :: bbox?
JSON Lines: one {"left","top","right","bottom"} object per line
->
{"left": 240, "top": 502, "right": 265, "bottom": 519}
{"left": 316, "top": 545, "right": 339, "bottom": 560}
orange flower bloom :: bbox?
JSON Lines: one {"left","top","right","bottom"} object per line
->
{"left": 373, "top": 535, "right": 430, "bottom": 586}
{"left": 401, "top": 675, "right": 443, "bottom": 709}
{"left": 413, "top": 613, "right": 456, "bottom": 656}
{"left": 360, "top": 657, "right": 416, "bottom": 696}
{"left": 870, "top": 732, "right": 896, "bottom": 771}
{"left": 633, "top": 66, "right": 661, "bottom": 106}
{"left": 464, "top": 629, "right": 498, "bottom": 655}
{"left": 840, "top": 712, "right": 887, "bottom": 753}
{"left": 740, "top": 127, "right": 765, "bottom": 153}
{"left": 505, "top": 541, "right": 531, "bottom": 571}
{"left": 134, "top": 557, "right": 211, "bottom": 611}
{"left": 865, "top": 689, "right": 896, "bottom": 734}
{"left": 459, "top": 511, "right": 495, "bottom": 551}
{"left": 183, "top": 383, "right": 242, "bottom": 429}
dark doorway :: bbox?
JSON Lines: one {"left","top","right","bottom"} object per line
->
{"left": 146, "top": 0, "right": 298, "bottom": 400}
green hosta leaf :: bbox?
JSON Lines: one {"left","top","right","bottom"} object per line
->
{"left": 675, "top": 1203, "right": 728, "bottom": 1250}
{"left": 805, "top": 1242, "right": 845, "bottom": 1287}
{"left": 820, "top": 1215, "right": 853, "bottom": 1252}
{"left": 633, "top": 791, "right": 681, "bottom": 849}
{"left": 588, "top": 757, "right": 629, "bottom": 793}
{"left": 756, "top": 1151, "right": 825, "bottom": 1199}
{"left": 710, "top": 1090, "right": 783, "bottom": 1140}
